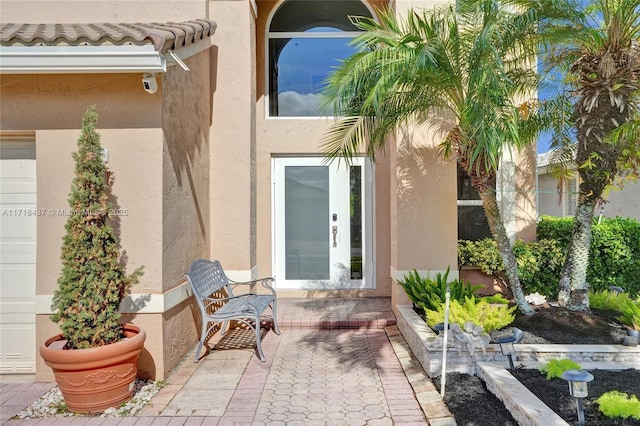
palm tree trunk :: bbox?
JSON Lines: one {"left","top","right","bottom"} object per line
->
{"left": 478, "top": 188, "right": 534, "bottom": 315}
{"left": 557, "top": 199, "right": 596, "bottom": 312}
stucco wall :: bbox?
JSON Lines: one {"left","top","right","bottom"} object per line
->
{"left": 538, "top": 169, "right": 640, "bottom": 222}
{"left": 209, "top": 0, "right": 257, "bottom": 273}
{"left": 601, "top": 181, "right": 640, "bottom": 221}
{"left": 0, "top": 73, "right": 164, "bottom": 300}
{"left": 514, "top": 145, "right": 537, "bottom": 242}
{"left": 390, "top": 124, "right": 458, "bottom": 273}
{"left": 160, "top": 50, "right": 212, "bottom": 375}
{"left": 0, "top": 74, "right": 161, "bottom": 130}
{"left": 538, "top": 173, "right": 566, "bottom": 217}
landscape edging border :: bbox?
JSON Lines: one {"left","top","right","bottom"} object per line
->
{"left": 396, "top": 303, "right": 640, "bottom": 425}
{"left": 476, "top": 362, "right": 569, "bottom": 426}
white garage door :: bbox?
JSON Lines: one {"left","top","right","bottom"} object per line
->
{"left": 0, "top": 140, "right": 37, "bottom": 374}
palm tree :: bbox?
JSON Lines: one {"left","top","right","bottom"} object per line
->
{"left": 321, "top": 1, "right": 549, "bottom": 315}
{"left": 541, "top": 0, "right": 640, "bottom": 311}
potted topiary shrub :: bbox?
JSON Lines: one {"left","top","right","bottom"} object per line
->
{"left": 39, "top": 106, "right": 145, "bottom": 413}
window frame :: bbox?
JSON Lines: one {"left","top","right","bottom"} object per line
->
{"left": 456, "top": 164, "right": 493, "bottom": 241}
{"left": 264, "top": 1, "right": 375, "bottom": 119}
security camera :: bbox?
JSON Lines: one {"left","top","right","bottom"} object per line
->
{"left": 142, "top": 73, "right": 158, "bottom": 94}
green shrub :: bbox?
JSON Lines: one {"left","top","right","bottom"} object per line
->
{"left": 459, "top": 216, "right": 640, "bottom": 298}
{"left": 537, "top": 216, "right": 640, "bottom": 297}
{"left": 458, "top": 239, "right": 503, "bottom": 276}
{"left": 590, "top": 290, "right": 640, "bottom": 330}
{"left": 536, "top": 216, "right": 574, "bottom": 246}
{"left": 589, "top": 218, "right": 640, "bottom": 296}
{"left": 458, "top": 238, "right": 564, "bottom": 298}
{"left": 512, "top": 239, "right": 565, "bottom": 298}
{"left": 597, "top": 391, "right": 640, "bottom": 421}
{"left": 425, "top": 296, "right": 516, "bottom": 333}
{"left": 480, "top": 294, "right": 510, "bottom": 304}
{"left": 539, "top": 359, "right": 582, "bottom": 380}
{"left": 589, "top": 289, "right": 633, "bottom": 311}
{"left": 398, "top": 266, "right": 481, "bottom": 313}
{"left": 616, "top": 298, "right": 640, "bottom": 330}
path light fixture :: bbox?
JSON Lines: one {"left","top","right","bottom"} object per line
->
{"left": 561, "top": 369, "right": 594, "bottom": 426}
{"left": 492, "top": 327, "right": 524, "bottom": 370}
{"left": 433, "top": 323, "right": 447, "bottom": 334}
{"left": 624, "top": 329, "right": 640, "bottom": 346}
{"left": 608, "top": 286, "right": 625, "bottom": 295}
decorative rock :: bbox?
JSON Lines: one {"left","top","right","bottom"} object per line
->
{"left": 15, "top": 379, "right": 163, "bottom": 419}
{"left": 525, "top": 292, "right": 547, "bottom": 306}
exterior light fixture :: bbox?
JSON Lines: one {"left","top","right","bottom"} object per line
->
{"left": 608, "top": 286, "right": 625, "bottom": 295}
{"left": 561, "top": 369, "right": 594, "bottom": 426}
{"left": 433, "top": 323, "right": 446, "bottom": 334}
{"left": 492, "top": 327, "right": 524, "bottom": 370}
{"left": 624, "top": 329, "right": 640, "bottom": 346}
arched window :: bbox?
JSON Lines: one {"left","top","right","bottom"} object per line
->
{"left": 267, "top": 0, "right": 374, "bottom": 117}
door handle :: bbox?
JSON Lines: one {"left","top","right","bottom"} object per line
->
{"left": 332, "top": 226, "right": 338, "bottom": 247}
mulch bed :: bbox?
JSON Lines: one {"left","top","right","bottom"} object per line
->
{"left": 434, "top": 373, "right": 518, "bottom": 425}
{"left": 430, "top": 304, "right": 639, "bottom": 425}
{"left": 511, "top": 369, "right": 640, "bottom": 426}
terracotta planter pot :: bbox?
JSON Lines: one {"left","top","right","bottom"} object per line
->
{"left": 40, "top": 324, "right": 146, "bottom": 413}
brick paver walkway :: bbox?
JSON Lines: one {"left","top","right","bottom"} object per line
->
{"left": 1, "top": 298, "right": 453, "bottom": 425}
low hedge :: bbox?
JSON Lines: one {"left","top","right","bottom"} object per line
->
{"left": 458, "top": 216, "right": 640, "bottom": 298}
{"left": 458, "top": 238, "right": 565, "bottom": 298}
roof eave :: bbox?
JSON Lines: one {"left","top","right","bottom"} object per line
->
{"left": 165, "top": 38, "right": 211, "bottom": 71}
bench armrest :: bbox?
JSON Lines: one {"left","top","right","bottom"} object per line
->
{"left": 228, "top": 277, "right": 277, "bottom": 297}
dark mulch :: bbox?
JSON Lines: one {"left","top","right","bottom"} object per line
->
{"left": 434, "top": 373, "right": 518, "bottom": 425}
{"left": 511, "top": 369, "right": 640, "bottom": 426}
{"left": 512, "top": 304, "right": 628, "bottom": 345}
{"left": 432, "top": 304, "right": 639, "bottom": 425}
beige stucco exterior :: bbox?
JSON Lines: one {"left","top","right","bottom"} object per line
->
{"left": 1, "top": 56, "right": 211, "bottom": 380}
{"left": 538, "top": 159, "right": 640, "bottom": 221}
{"left": 0, "top": 0, "right": 538, "bottom": 381}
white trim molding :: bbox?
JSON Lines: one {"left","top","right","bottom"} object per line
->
{"left": 36, "top": 282, "right": 191, "bottom": 315}
{"left": 35, "top": 266, "right": 261, "bottom": 315}
{"left": 224, "top": 266, "right": 260, "bottom": 283}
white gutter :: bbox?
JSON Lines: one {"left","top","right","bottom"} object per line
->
{"left": 0, "top": 44, "right": 165, "bottom": 74}
{"left": 0, "top": 38, "right": 211, "bottom": 74}
{"left": 0, "top": 38, "right": 212, "bottom": 74}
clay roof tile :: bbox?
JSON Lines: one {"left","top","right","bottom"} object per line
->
{"left": 0, "top": 19, "right": 216, "bottom": 53}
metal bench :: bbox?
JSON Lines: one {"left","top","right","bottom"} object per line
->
{"left": 185, "top": 259, "right": 280, "bottom": 362}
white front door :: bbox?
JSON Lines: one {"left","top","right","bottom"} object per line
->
{"left": 0, "top": 140, "right": 37, "bottom": 374}
{"left": 272, "top": 157, "right": 373, "bottom": 290}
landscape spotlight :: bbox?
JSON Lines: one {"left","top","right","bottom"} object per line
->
{"left": 492, "top": 327, "right": 524, "bottom": 370}
{"left": 433, "top": 323, "right": 447, "bottom": 334}
{"left": 561, "top": 369, "right": 594, "bottom": 426}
